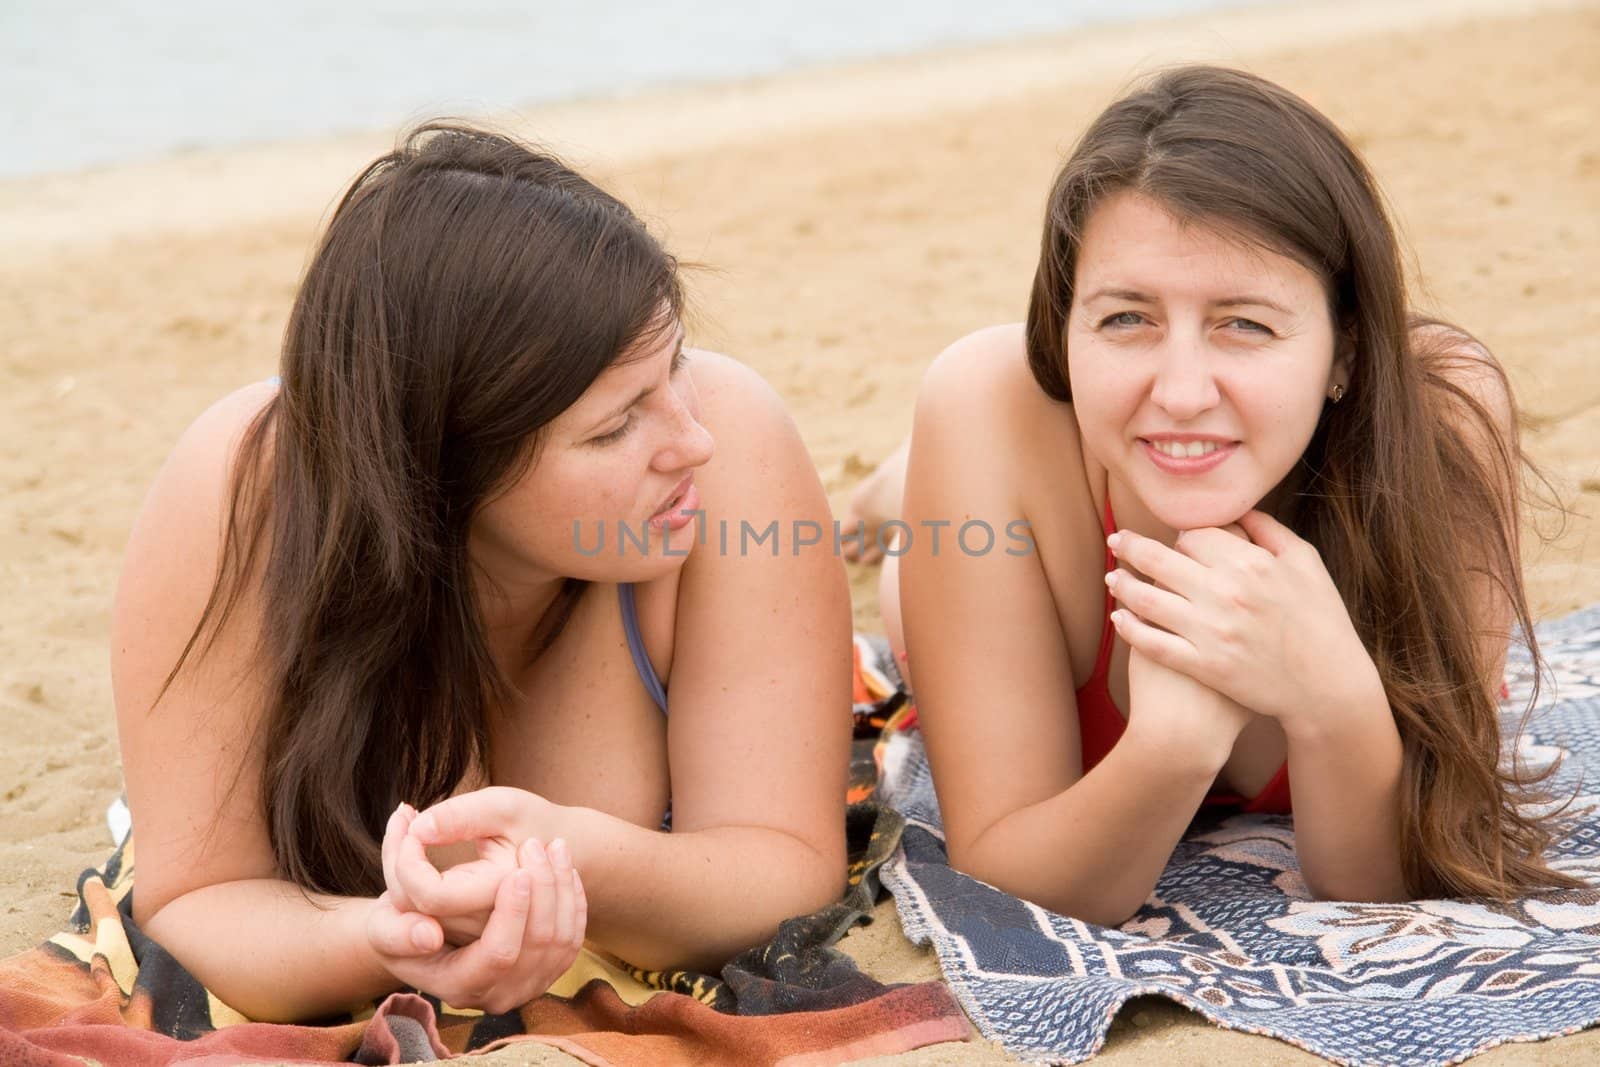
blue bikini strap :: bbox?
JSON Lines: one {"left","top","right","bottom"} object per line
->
{"left": 617, "top": 583, "right": 668, "bottom": 714}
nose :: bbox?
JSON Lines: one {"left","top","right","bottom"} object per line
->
{"left": 651, "top": 391, "right": 715, "bottom": 473}
{"left": 1148, "top": 333, "right": 1220, "bottom": 422}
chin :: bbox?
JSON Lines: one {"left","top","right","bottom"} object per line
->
{"left": 1142, "top": 491, "right": 1258, "bottom": 534}
{"left": 632, "top": 542, "right": 698, "bottom": 577}
{"left": 563, "top": 543, "right": 696, "bottom": 585}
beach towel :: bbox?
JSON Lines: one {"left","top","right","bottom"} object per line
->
{"left": 879, "top": 604, "right": 1600, "bottom": 1067}
{"left": 0, "top": 643, "right": 969, "bottom": 1067}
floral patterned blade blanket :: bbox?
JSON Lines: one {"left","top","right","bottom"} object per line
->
{"left": 879, "top": 606, "right": 1600, "bottom": 1067}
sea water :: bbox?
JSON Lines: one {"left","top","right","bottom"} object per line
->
{"left": 3, "top": 0, "right": 1279, "bottom": 179}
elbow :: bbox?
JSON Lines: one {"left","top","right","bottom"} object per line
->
{"left": 1300, "top": 849, "right": 1410, "bottom": 903}
{"left": 623, "top": 845, "right": 845, "bottom": 974}
{"left": 942, "top": 840, "right": 1009, "bottom": 907}
{"left": 1070, "top": 899, "right": 1142, "bottom": 929}
{"left": 763, "top": 831, "right": 850, "bottom": 925}
{"left": 132, "top": 896, "right": 159, "bottom": 932}
{"left": 948, "top": 838, "right": 1140, "bottom": 929}
{"left": 792, "top": 845, "right": 849, "bottom": 913}
{"left": 945, "top": 838, "right": 986, "bottom": 884}
{"left": 728, "top": 853, "right": 845, "bottom": 950}
{"left": 130, "top": 872, "right": 186, "bottom": 932}
{"left": 1302, "top": 870, "right": 1410, "bottom": 904}
{"left": 946, "top": 837, "right": 1022, "bottom": 905}
{"left": 134, "top": 892, "right": 178, "bottom": 945}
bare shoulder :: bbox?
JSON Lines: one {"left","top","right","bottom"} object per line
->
{"left": 680, "top": 348, "right": 814, "bottom": 497}
{"left": 656, "top": 351, "right": 850, "bottom": 862}
{"left": 147, "top": 380, "right": 280, "bottom": 520}
{"left": 1413, "top": 321, "right": 1514, "bottom": 430}
{"left": 683, "top": 348, "right": 792, "bottom": 431}
{"left": 921, "top": 324, "right": 1045, "bottom": 404}
{"left": 635, "top": 347, "right": 825, "bottom": 620}
{"left": 114, "top": 380, "right": 279, "bottom": 698}
{"left": 113, "top": 381, "right": 282, "bottom": 921}
{"left": 1411, "top": 323, "right": 1521, "bottom": 515}
{"left": 918, "top": 324, "right": 1082, "bottom": 447}
{"left": 913, "top": 324, "right": 1088, "bottom": 511}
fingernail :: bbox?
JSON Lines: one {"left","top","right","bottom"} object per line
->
{"left": 550, "top": 838, "right": 569, "bottom": 866}
{"left": 1103, "top": 570, "right": 1119, "bottom": 588}
{"left": 1111, "top": 609, "right": 1127, "bottom": 626}
{"left": 1106, "top": 531, "right": 1123, "bottom": 551}
{"left": 412, "top": 924, "right": 439, "bottom": 951}
{"left": 411, "top": 813, "right": 434, "bottom": 838}
{"left": 521, "top": 838, "right": 545, "bottom": 866}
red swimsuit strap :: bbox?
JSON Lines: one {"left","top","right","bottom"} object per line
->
{"left": 1087, "top": 492, "right": 1118, "bottom": 685}
{"left": 1081, "top": 490, "right": 1293, "bottom": 813}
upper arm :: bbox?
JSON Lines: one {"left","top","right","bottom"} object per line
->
{"left": 1417, "top": 323, "right": 1520, "bottom": 683}
{"left": 660, "top": 353, "right": 851, "bottom": 868}
{"left": 897, "top": 329, "right": 1084, "bottom": 861}
{"left": 113, "top": 384, "right": 279, "bottom": 925}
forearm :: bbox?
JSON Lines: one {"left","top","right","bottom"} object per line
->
{"left": 957, "top": 729, "right": 1220, "bottom": 927}
{"left": 142, "top": 880, "right": 394, "bottom": 1022}
{"left": 1283, "top": 676, "right": 1407, "bottom": 901}
{"left": 556, "top": 807, "right": 841, "bottom": 972}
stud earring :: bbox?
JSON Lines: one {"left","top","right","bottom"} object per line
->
{"left": 1330, "top": 384, "right": 1346, "bottom": 404}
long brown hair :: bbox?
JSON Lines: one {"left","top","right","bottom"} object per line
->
{"left": 168, "top": 123, "right": 683, "bottom": 896}
{"left": 1025, "top": 66, "right": 1579, "bottom": 898}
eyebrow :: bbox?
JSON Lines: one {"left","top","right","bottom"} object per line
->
{"left": 586, "top": 325, "right": 686, "bottom": 432}
{"left": 1081, "top": 287, "right": 1294, "bottom": 317}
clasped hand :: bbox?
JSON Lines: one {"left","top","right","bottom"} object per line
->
{"left": 364, "top": 787, "right": 586, "bottom": 1014}
{"left": 1106, "top": 510, "right": 1379, "bottom": 728}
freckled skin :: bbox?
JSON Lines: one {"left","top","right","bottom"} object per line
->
{"left": 471, "top": 323, "right": 715, "bottom": 593}
{"left": 112, "top": 320, "right": 852, "bottom": 1017}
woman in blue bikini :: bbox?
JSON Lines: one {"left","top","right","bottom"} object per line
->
{"left": 111, "top": 124, "right": 851, "bottom": 1020}
{"left": 847, "top": 66, "right": 1580, "bottom": 924}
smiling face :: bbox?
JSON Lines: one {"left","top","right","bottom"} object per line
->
{"left": 469, "top": 317, "right": 715, "bottom": 587}
{"left": 1065, "top": 190, "right": 1349, "bottom": 532}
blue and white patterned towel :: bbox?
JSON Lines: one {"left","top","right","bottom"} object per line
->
{"left": 880, "top": 606, "right": 1600, "bottom": 1066}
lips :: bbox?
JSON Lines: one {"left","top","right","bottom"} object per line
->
{"left": 1138, "top": 434, "right": 1238, "bottom": 475}
{"left": 651, "top": 475, "right": 693, "bottom": 518}
{"left": 1148, "top": 439, "right": 1221, "bottom": 459}
{"left": 648, "top": 476, "right": 699, "bottom": 532}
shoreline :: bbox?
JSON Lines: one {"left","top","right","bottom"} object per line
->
{"left": 0, "top": 0, "right": 1586, "bottom": 258}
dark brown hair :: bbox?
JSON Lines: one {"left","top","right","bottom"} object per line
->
{"left": 171, "top": 123, "right": 682, "bottom": 895}
{"left": 1025, "top": 66, "right": 1578, "bottom": 897}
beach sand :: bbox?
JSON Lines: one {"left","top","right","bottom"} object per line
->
{"left": 3, "top": 0, "right": 1597, "bottom": 1062}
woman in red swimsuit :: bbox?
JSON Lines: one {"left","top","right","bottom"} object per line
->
{"left": 850, "top": 66, "right": 1580, "bottom": 925}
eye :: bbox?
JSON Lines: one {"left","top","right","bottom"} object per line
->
{"left": 670, "top": 346, "right": 690, "bottom": 374}
{"left": 589, "top": 415, "right": 635, "bottom": 446}
{"left": 1099, "top": 311, "right": 1146, "bottom": 329}
{"left": 1227, "top": 317, "right": 1273, "bottom": 335}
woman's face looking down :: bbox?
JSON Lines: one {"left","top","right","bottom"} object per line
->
{"left": 470, "top": 316, "right": 716, "bottom": 585}
{"left": 1066, "top": 190, "right": 1350, "bottom": 532}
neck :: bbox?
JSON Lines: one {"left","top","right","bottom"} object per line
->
{"left": 472, "top": 559, "right": 570, "bottom": 676}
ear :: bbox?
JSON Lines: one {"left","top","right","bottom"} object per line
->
{"left": 1327, "top": 331, "right": 1355, "bottom": 398}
